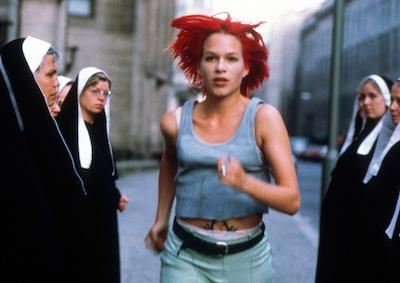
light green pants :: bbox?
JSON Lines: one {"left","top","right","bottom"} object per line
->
{"left": 160, "top": 226, "right": 273, "bottom": 283}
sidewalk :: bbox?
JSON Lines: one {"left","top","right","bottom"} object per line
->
{"left": 117, "top": 160, "right": 319, "bottom": 283}
{"left": 117, "top": 159, "right": 160, "bottom": 175}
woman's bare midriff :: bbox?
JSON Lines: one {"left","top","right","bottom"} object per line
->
{"left": 178, "top": 214, "right": 262, "bottom": 231}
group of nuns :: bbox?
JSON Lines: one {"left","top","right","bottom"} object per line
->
{"left": 316, "top": 74, "right": 400, "bottom": 282}
{"left": 0, "top": 36, "right": 123, "bottom": 283}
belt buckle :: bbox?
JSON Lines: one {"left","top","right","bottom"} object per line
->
{"left": 215, "top": 241, "right": 229, "bottom": 257}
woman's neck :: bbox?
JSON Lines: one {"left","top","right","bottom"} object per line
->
{"left": 364, "top": 117, "right": 380, "bottom": 129}
{"left": 201, "top": 93, "right": 247, "bottom": 115}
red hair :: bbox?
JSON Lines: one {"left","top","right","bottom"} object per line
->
{"left": 170, "top": 13, "right": 269, "bottom": 97}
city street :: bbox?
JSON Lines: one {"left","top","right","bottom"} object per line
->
{"left": 2, "top": 1, "right": 396, "bottom": 282}
{"left": 117, "top": 160, "right": 323, "bottom": 282}
{"left": 296, "top": 160, "right": 322, "bottom": 231}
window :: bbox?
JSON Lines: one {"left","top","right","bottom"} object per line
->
{"left": 68, "top": 0, "right": 94, "bottom": 17}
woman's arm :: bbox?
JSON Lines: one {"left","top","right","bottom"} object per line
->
{"left": 218, "top": 104, "right": 300, "bottom": 215}
{"left": 145, "top": 110, "right": 178, "bottom": 252}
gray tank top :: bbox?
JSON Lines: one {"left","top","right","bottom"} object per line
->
{"left": 175, "top": 97, "right": 271, "bottom": 220}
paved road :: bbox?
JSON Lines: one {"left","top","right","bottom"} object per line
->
{"left": 117, "top": 161, "right": 322, "bottom": 282}
{"left": 118, "top": 170, "right": 161, "bottom": 283}
{"left": 296, "top": 160, "right": 322, "bottom": 230}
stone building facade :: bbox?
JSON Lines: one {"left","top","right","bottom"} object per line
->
{"left": 0, "top": 0, "right": 176, "bottom": 158}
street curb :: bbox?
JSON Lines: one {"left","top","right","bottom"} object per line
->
{"left": 116, "top": 159, "right": 160, "bottom": 176}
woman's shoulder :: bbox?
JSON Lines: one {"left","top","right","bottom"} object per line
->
{"left": 254, "top": 102, "right": 287, "bottom": 143}
{"left": 255, "top": 102, "right": 282, "bottom": 123}
{"left": 160, "top": 108, "right": 180, "bottom": 139}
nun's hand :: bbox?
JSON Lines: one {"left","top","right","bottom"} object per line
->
{"left": 118, "top": 195, "right": 129, "bottom": 212}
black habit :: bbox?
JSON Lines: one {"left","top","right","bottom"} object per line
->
{"left": 56, "top": 67, "right": 121, "bottom": 283}
{"left": 359, "top": 113, "right": 400, "bottom": 282}
{"left": 0, "top": 38, "right": 86, "bottom": 283}
{"left": 316, "top": 75, "right": 393, "bottom": 283}
{"left": 316, "top": 119, "right": 380, "bottom": 282}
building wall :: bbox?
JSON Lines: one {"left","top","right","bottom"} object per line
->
{"left": 129, "top": 0, "right": 176, "bottom": 157}
{"left": 19, "top": 0, "right": 68, "bottom": 71}
{"left": 0, "top": 0, "right": 11, "bottom": 46}
{"left": 260, "top": 9, "right": 318, "bottom": 134}
{"left": 295, "top": 0, "right": 400, "bottom": 142}
{"left": 4, "top": 0, "right": 176, "bottom": 158}
{"left": 67, "top": 0, "right": 135, "bottom": 156}
{"left": 296, "top": 6, "right": 333, "bottom": 141}
{"left": 69, "top": 0, "right": 176, "bottom": 158}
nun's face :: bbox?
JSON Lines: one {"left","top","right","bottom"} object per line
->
{"left": 358, "top": 81, "right": 387, "bottom": 120}
{"left": 390, "top": 83, "right": 400, "bottom": 124}
{"left": 80, "top": 80, "right": 110, "bottom": 123}
{"left": 34, "top": 54, "right": 59, "bottom": 107}
{"left": 57, "top": 83, "right": 72, "bottom": 108}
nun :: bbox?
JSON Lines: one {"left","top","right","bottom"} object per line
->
{"left": 57, "top": 75, "right": 73, "bottom": 107}
{"left": 0, "top": 52, "right": 57, "bottom": 283}
{"left": 316, "top": 74, "right": 393, "bottom": 282}
{"left": 0, "top": 37, "right": 86, "bottom": 282}
{"left": 359, "top": 78, "right": 400, "bottom": 282}
{"left": 51, "top": 75, "right": 73, "bottom": 117}
{"left": 56, "top": 67, "right": 128, "bottom": 283}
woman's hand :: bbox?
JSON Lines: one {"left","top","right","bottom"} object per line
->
{"left": 145, "top": 222, "right": 169, "bottom": 253}
{"left": 217, "top": 156, "right": 248, "bottom": 192}
{"left": 118, "top": 195, "right": 129, "bottom": 212}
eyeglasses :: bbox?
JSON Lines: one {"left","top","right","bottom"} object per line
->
{"left": 88, "top": 88, "right": 112, "bottom": 98}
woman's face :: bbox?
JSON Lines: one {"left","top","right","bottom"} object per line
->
{"left": 35, "top": 54, "right": 59, "bottom": 107}
{"left": 57, "top": 83, "right": 72, "bottom": 108}
{"left": 390, "top": 83, "right": 400, "bottom": 124}
{"left": 80, "top": 80, "right": 110, "bottom": 122}
{"left": 358, "top": 81, "right": 387, "bottom": 119}
{"left": 198, "top": 32, "right": 249, "bottom": 98}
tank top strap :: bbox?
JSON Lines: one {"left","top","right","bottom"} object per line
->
{"left": 248, "top": 97, "right": 264, "bottom": 125}
{"left": 236, "top": 97, "right": 264, "bottom": 138}
{"left": 177, "top": 99, "right": 195, "bottom": 144}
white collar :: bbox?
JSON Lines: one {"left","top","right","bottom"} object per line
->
{"left": 385, "top": 195, "right": 400, "bottom": 239}
{"left": 363, "top": 112, "right": 400, "bottom": 183}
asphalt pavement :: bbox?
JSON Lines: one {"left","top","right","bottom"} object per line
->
{"left": 116, "top": 161, "right": 319, "bottom": 283}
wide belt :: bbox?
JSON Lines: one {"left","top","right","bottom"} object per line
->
{"left": 173, "top": 218, "right": 265, "bottom": 257}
